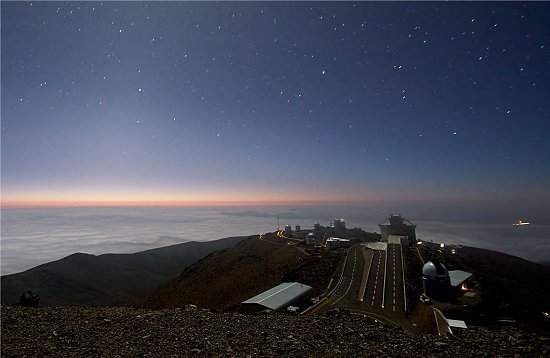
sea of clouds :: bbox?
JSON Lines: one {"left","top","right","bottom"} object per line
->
{"left": 1, "top": 203, "right": 549, "bottom": 274}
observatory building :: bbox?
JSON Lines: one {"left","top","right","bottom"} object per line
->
{"left": 333, "top": 218, "right": 346, "bottom": 231}
{"left": 422, "top": 261, "right": 451, "bottom": 300}
{"left": 379, "top": 214, "right": 416, "bottom": 246}
{"left": 422, "top": 261, "right": 473, "bottom": 300}
{"left": 284, "top": 225, "right": 293, "bottom": 237}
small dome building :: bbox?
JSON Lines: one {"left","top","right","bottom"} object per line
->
{"left": 422, "top": 261, "right": 451, "bottom": 299}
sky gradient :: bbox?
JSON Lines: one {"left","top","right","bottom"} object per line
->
{"left": 2, "top": 2, "right": 550, "bottom": 206}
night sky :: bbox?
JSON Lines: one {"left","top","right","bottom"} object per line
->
{"left": 2, "top": 2, "right": 550, "bottom": 206}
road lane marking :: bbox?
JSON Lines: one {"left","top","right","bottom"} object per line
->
{"left": 382, "top": 245, "right": 387, "bottom": 309}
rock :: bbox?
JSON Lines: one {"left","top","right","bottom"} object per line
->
{"left": 19, "top": 291, "right": 40, "bottom": 307}
{"left": 1, "top": 306, "right": 549, "bottom": 357}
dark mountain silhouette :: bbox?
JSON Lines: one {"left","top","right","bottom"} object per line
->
{"left": 1, "top": 236, "right": 247, "bottom": 306}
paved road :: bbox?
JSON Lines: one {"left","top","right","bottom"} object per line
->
{"left": 363, "top": 249, "right": 385, "bottom": 307}
{"left": 305, "top": 243, "right": 407, "bottom": 324}
{"left": 384, "top": 243, "right": 405, "bottom": 313}
{"left": 331, "top": 246, "right": 360, "bottom": 306}
{"left": 359, "top": 242, "right": 406, "bottom": 316}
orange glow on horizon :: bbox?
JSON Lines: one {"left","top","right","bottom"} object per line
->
{"left": 1, "top": 191, "right": 372, "bottom": 208}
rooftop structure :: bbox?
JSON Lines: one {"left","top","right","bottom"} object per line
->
{"left": 448, "top": 270, "right": 473, "bottom": 287}
{"left": 241, "top": 282, "right": 312, "bottom": 311}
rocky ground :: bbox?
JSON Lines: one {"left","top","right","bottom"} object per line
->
{"left": 2, "top": 305, "right": 549, "bottom": 357}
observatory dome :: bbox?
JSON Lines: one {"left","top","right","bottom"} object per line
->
{"left": 422, "top": 261, "right": 449, "bottom": 277}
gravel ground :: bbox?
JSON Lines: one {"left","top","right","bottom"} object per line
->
{"left": 2, "top": 305, "right": 549, "bottom": 357}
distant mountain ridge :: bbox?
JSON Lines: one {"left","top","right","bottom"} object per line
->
{"left": 1, "top": 236, "right": 248, "bottom": 306}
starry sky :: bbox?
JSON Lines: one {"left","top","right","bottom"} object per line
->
{"left": 2, "top": 2, "right": 550, "bottom": 206}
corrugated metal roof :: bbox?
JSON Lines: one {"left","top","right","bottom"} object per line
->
{"left": 242, "top": 282, "right": 312, "bottom": 310}
{"left": 446, "top": 319, "right": 468, "bottom": 329}
{"left": 449, "top": 270, "right": 472, "bottom": 287}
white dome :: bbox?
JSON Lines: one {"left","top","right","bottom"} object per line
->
{"left": 422, "top": 261, "right": 449, "bottom": 277}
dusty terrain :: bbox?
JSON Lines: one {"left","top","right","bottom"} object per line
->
{"left": 2, "top": 305, "right": 549, "bottom": 357}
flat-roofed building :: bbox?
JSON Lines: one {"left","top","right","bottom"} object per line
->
{"left": 241, "top": 282, "right": 312, "bottom": 313}
{"left": 326, "top": 237, "right": 351, "bottom": 249}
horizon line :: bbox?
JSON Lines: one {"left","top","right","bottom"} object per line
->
{"left": 1, "top": 198, "right": 372, "bottom": 208}
{"left": 1, "top": 197, "right": 530, "bottom": 209}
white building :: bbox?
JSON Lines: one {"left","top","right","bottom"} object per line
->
{"left": 326, "top": 237, "right": 350, "bottom": 249}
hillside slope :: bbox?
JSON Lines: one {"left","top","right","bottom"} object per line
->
{"left": 407, "top": 242, "right": 550, "bottom": 324}
{"left": 1, "top": 236, "right": 247, "bottom": 306}
{"left": 145, "top": 235, "right": 341, "bottom": 311}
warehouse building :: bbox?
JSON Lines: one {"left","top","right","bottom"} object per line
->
{"left": 241, "top": 282, "right": 312, "bottom": 313}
